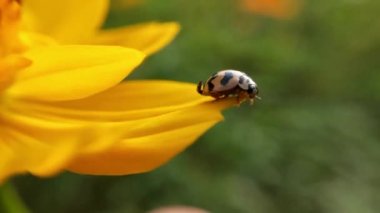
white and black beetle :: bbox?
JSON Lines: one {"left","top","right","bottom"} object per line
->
{"left": 197, "top": 70, "right": 260, "bottom": 105}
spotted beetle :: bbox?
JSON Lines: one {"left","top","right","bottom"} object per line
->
{"left": 197, "top": 70, "right": 260, "bottom": 105}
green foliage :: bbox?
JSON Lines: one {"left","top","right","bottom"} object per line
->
{"left": 14, "top": 0, "right": 380, "bottom": 212}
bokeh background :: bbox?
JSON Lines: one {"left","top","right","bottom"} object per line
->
{"left": 9, "top": 0, "right": 380, "bottom": 212}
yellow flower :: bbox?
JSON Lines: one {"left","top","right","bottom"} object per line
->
{"left": 0, "top": 0, "right": 231, "bottom": 183}
{"left": 22, "top": 0, "right": 180, "bottom": 55}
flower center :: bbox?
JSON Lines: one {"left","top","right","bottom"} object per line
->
{"left": 0, "top": 0, "right": 28, "bottom": 92}
{"left": 0, "top": 0, "right": 26, "bottom": 56}
{"left": 0, "top": 55, "right": 30, "bottom": 93}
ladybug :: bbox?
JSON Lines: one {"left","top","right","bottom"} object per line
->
{"left": 197, "top": 70, "right": 260, "bottom": 105}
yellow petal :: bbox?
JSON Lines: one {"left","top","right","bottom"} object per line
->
{"left": 7, "top": 81, "right": 215, "bottom": 122}
{"left": 68, "top": 121, "right": 220, "bottom": 175}
{"left": 68, "top": 102, "right": 229, "bottom": 175}
{"left": 20, "top": 31, "right": 59, "bottom": 48}
{"left": 6, "top": 81, "right": 234, "bottom": 175}
{"left": 0, "top": 112, "right": 82, "bottom": 182}
{"left": 89, "top": 22, "right": 180, "bottom": 55}
{"left": 0, "top": 103, "right": 130, "bottom": 182}
{"left": 22, "top": 0, "right": 109, "bottom": 42}
{"left": 7, "top": 45, "right": 145, "bottom": 101}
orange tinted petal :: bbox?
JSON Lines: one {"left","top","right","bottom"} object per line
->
{"left": 240, "top": 0, "right": 300, "bottom": 19}
{"left": 0, "top": 55, "right": 31, "bottom": 91}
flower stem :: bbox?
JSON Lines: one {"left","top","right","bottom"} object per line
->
{"left": 0, "top": 182, "right": 30, "bottom": 213}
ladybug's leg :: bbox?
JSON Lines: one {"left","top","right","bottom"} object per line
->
{"left": 210, "top": 93, "right": 224, "bottom": 99}
{"left": 249, "top": 94, "right": 260, "bottom": 105}
{"left": 236, "top": 91, "right": 249, "bottom": 105}
{"left": 210, "top": 91, "right": 230, "bottom": 100}
{"left": 249, "top": 98, "right": 255, "bottom": 105}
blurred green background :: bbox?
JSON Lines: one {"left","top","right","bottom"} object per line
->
{"left": 8, "top": 0, "right": 380, "bottom": 212}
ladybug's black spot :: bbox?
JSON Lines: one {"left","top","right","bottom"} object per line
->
{"left": 221, "top": 72, "right": 234, "bottom": 86}
{"left": 207, "top": 81, "right": 215, "bottom": 91}
{"left": 239, "top": 75, "right": 245, "bottom": 84}
{"left": 207, "top": 76, "right": 217, "bottom": 91}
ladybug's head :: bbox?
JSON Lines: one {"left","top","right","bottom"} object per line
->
{"left": 248, "top": 84, "right": 261, "bottom": 101}
{"left": 247, "top": 84, "right": 259, "bottom": 95}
